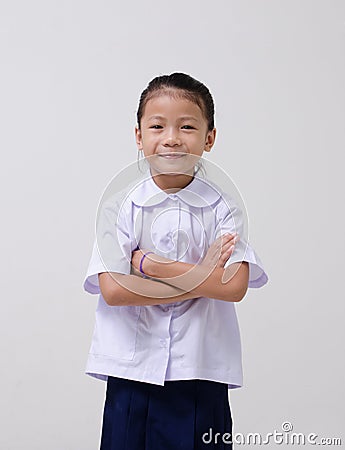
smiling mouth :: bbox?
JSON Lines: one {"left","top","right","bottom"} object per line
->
{"left": 158, "top": 153, "right": 186, "bottom": 159}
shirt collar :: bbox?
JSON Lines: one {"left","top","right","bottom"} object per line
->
{"left": 128, "top": 167, "right": 222, "bottom": 208}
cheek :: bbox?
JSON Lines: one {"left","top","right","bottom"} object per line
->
{"left": 141, "top": 135, "right": 152, "bottom": 148}
{"left": 143, "top": 138, "right": 158, "bottom": 151}
{"left": 190, "top": 135, "right": 206, "bottom": 148}
{"left": 142, "top": 133, "right": 157, "bottom": 143}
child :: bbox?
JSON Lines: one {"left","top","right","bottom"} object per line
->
{"left": 83, "top": 72, "right": 268, "bottom": 450}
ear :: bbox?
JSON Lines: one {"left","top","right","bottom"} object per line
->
{"left": 135, "top": 126, "right": 143, "bottom": 150}
{"left": 204, "top": 128, "right": 216, "bottom": 152}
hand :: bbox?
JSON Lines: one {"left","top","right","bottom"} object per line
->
{"left": 131, "top": 248, "right": 176, "bottom": 278}
{"left": 131, "top": 248, "right": 149, "bottom": 277}
{"left": 130, "top": 261, "right": 146, "bottom": 278}
{"left": 131, "top": 248, "right": 167, "bottom": 277}
{"left": 201, "top": 233, "right": 239, "bottom": 269}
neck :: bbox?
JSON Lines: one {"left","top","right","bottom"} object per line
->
{"left": 149, "top": 167, "right": 195, "bottom": 193}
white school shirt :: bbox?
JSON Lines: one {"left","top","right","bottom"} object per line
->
{"left": 83, "top": 167, "right": 268, "bottom": 389}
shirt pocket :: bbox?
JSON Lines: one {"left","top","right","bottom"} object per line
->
{"left": 91, "top": 300, "right": 141, "bottom": 361}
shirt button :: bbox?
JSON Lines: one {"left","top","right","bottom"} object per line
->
{"left": 159, "top": 339, "right": 167, "bottom": 348}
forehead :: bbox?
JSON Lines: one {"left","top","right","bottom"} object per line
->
{"left": 142, "top": 92, "right": 205, "bottom": 120}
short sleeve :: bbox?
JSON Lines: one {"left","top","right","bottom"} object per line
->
{"left": 215, "top": 193, "right": 268, "bottom": 289}
{"left": 83, "top": 195, "right": 134, "bottom": 295}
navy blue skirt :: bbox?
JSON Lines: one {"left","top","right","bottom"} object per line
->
{"left": 100, "top": 377, "right": 233, "bottom": 450}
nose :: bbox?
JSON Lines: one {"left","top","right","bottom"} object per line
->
{"left": 163, "top": 128, "right": 181, "bottom": 147}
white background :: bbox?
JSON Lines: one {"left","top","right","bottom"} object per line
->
{"left": 1, "top": 1, "right": 344, "bottom": 448}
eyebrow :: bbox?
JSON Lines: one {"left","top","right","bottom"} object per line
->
{"left": 178, "top": 116, "right": 199, "bottom": 122}
{"left": 147, "top": 115, "right": 166, "bottom": 121}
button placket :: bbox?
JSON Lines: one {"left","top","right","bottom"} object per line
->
{"left": 157, "top": 307, "right": 173, "bottom": 352}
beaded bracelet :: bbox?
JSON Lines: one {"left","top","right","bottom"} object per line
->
{"left": 139, "top": 251, "right": 154, "bottom": 277}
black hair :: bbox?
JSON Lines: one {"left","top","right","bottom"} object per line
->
{"left": 136, "top": 72, "right": 215, "bottom": 131}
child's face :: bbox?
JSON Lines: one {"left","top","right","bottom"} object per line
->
{"left": 135, "top": 94, "right": 216, "bottom": 177}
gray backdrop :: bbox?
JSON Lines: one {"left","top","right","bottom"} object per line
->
{"left": 1, "top": 1, "right": 344, "bottom": 448}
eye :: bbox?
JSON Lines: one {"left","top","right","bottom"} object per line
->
{"left": 181, "top": 125, "right": 195, "bottom": 130}
{"left": 149, "top": 125, "right": 163, "bottom": 129}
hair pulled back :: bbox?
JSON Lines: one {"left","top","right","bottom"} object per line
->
{"left": 137, "top": 73, "right": 215, "bottom": 131}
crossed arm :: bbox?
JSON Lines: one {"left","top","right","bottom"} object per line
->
{"left": 99, "top": 233, "right": 249, "bottom": 306}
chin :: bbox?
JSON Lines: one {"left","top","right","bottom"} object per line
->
{"left": 148, "top": 154, "right": 199, "bottom": 175}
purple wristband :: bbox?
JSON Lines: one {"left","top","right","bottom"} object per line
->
{"left": 139, "top": 251, "right": 154, "bottom": 276}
